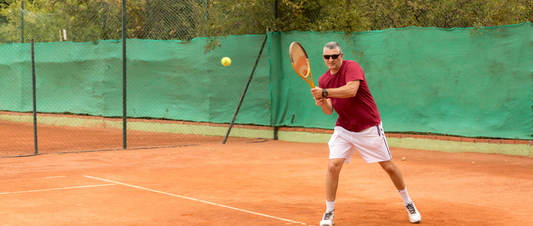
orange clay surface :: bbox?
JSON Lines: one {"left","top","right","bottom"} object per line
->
{"left": 1, "top": 140, "right": 532, "bottom": 226}
{"left": 0, "top": 120, "right": 249, "bottom": 156}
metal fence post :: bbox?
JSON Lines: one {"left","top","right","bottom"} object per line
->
{"left": 31, "top": 39, "right": 37, "bottom": 155}
{"left": 122, "top": 0, "right": 127, "bottom": 150}
{"left": 102, "top": 2, "right": 107, "bottom": 40}
{"left": 20, "top": 1, "right": 24, "bottom": 43}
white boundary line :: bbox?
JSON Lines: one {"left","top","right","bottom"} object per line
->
{"left": 0, "top": 176, "right": 67, "bottom": 182}
{"left": 0, "top": 184, "right": 116, "bottom": 195}
{"left": 84, "top": 175, "right": 308, "bottom": 225}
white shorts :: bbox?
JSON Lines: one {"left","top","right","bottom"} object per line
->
{"left": 328, "top": 122, "right": 392, "bottom": 164}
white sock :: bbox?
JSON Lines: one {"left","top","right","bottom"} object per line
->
{"left": 326, "top": 200, "right": 335, "bottom": 212}
{"left": 398, "top": 188, "right": 413, "bottom": 205}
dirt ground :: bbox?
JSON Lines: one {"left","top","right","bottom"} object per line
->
{"left": 0, "top": 120, "right": 253, "bottom": 156}
{"left": 1, "top": 140, "right": 532, "bottom": 226}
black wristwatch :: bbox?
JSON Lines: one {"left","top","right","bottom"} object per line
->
{"left": 322, "top": 89, "right": 328, "bottom": 98}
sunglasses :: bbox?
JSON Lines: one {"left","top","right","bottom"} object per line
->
{"left": 323, "top": 53, "right": 341, "bottom": 60}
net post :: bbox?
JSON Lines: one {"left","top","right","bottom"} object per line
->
{"left": 222, "top": 34, "right": 268, "bottom": 144}
{"left": 31, "top": 39, "right": 37, "bottom": 155}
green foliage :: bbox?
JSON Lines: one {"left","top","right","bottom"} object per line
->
{"left": 0, "top": 15, "right": 6, "bottom": 25}
{"left": 0, "top": 0, "right": 13, "bottom": 38}
{"left": 0, "top": 0, "right": 8, "bottom": 9}
{"left": 0, "top": 0, "right": 530, "bottom": 45}
{"left": 0, "top": 0, "right": 123, "bottom": 43}
{"left": 514, "top": 0, "right": 533, "bottom": 23}
{"left": 274, "top": 0, "right": 531, "bottom": 32}
{"left": 203, "top": 0, "right": 274, "bottom": 52}
{"left": 274, "top": 0, "right": 368, "bottom": 32}
{"left": 126, "top": 0, "right": 208, "bottom": 40}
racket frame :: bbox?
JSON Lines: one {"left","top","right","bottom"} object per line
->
{"left": 289, "top": 42, "right": 315, "bottom": 88}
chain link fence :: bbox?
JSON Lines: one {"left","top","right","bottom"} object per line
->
{"left": 273, "top": 0, "right": 531, "bottom": 32}
{"left": 0, "top": 0, "right": 274, "bottom": 157}
{"left": 1, "top": 0, "right": 531, "bottom": 156}
{"left": 0, "top": 0, "right": 124, "bottom": 156}
{"left": 2, "top": 0, "right": 531, "bottom": 43}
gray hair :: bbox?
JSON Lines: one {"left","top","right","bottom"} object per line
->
{"left": 323, "top": 42, "right": 342, "bottom": 54}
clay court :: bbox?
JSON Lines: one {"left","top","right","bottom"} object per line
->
{"left": 1, "top": 137, "right": 532, "bottom": 225}
{"left": 1, "top": 1, "right": 531, "bottom": 225}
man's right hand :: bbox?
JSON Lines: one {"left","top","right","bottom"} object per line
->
{"left": 315, "top": 97, "right": 327, "bottom": 107}
{"left": 315, "top": 97, "right": 333, "bottom": 115}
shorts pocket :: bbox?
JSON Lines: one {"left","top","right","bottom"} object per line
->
{"left": 328, "top": 134, "right": 338, "bottom": 146}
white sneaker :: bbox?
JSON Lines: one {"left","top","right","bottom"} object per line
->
{"left": 404, "top": 202, "right": 421, "bottom": 223}
{"left": 320, "top": 210, "right": 334, "bottom": 226}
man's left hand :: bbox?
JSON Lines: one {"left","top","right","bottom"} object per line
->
{"left": 311, "top": 87, "right": 324, "bottom": 99}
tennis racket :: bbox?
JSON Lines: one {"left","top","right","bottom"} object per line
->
{"left": 289, "top": 42, "right": 315, "bottom": 88}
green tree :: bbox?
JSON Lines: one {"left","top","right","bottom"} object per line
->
{"left": 275, "top": 0, "right": 368, "bottom": 32}
{"left": 0, "top": 0, "right": 8, "bottom": 25}
{"left": 202, "top": 0, "right": 274, "bottom": 52}
{"left": 272, "top": 0, "right": 531, "bottom": 31}
{"left": 126, "top": 0, "right": 208, "bottom": 40}
{"left": 1, "top": 0, "right": 530, "bottom": 45}
{"left": 0, "top": 0, "right": 122, "bottom": 43}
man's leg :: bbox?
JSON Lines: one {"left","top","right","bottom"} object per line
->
{"left": 320, "top": 158, "right": 345, "bottom": 226}
{"left": 326, "top": 158, "right": 345, "bottom": 202}
{"left": 378, "top": 159, "right": 405, "bottom": 190}
{"left": 379, "top": 159, "right": 421, "bottom": 224}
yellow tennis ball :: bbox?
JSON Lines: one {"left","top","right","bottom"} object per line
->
{"left": 221, "top": 57, "right": 231, "bottom": 66}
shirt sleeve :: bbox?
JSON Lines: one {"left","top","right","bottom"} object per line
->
{"left": 344, "top": 62, "right": 365, "bottom": 83}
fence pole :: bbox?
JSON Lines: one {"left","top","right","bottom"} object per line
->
{"left": 20, "top": 1, "right": 24, "bottom": 43}
{"left": 31, "top": 39, "right": 37, "bottom": 155}
{"left": 102, "top": 2, "right": 107, "bottom": 40}
{"left": 122, "top": 0, "right": 127, "bottom": 149}
{"left": 273, "top": 0, "right": 279, "bottom": 139}
{"left": 222, "top": 35, "right": 268, "bottom": 144}
{"left": 206, "top": 0, "right": 209, "bottom": 21}
{"left": 274, "top": 0, "right": 278, "bottom": 19}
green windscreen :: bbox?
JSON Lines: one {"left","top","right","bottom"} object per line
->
{"left": 270, "top": 22, "right": 533, "bottom": 139}
{"left": 1, "top": 23, "right": 531, "bottom": 139}
{"left": 0, "top": 36, "right": 272, "bottom": 126}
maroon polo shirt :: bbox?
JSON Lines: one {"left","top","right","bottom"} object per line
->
{"left": 318, "top": 60, "right": 381, "bottom": 132}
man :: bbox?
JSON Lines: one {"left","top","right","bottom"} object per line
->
{"left": 311, "top": 42, "right": 421, "bottom": 226}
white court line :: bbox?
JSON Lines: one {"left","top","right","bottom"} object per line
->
{"left": 84, "top": 175, "right": 308, "bottom": 225}
{"left": 0, "top": 176, "right": 67, "bottom": 182}
{"left": 0, "top": 184, "right": 116, "bottom": 195}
